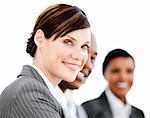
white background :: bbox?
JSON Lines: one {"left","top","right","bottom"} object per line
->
{"left": 0, "top": 0, "right": 149, "bottom": 117}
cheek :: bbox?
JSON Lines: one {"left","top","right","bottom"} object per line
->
{"left": 106, "top": 76, "right": 120, "bottom": 87}
{"left": 84, "top": 59, "right": 91, "bottom": 68}
{"left": 109, "top": 77, "right": 118, "bottom": 85}
{"left": 54, "top": 48, "right": 69, "bottom": 59}
{"left": 128, "top": 75, "right": 133, "bottom": 85}
{"left": 61, "top": 47, "right": 74, "bottom": 57}
{"left": 83, "top": 52, "right": 88, "bottom": 64}
{"left": 106, "top": 73, "right": 118, "bottom": 82}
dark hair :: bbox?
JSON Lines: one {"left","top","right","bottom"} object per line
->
{"left": 26, "top": 4, "right": 90, "bottom": 57}
{"left": 102, "top": 48, "right": 134, "bottom": 74}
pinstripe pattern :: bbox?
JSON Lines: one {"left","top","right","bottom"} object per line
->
{"left": 0, "top": 65, "right": 64, "bottom": 118}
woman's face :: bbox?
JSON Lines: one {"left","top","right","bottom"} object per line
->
{"left": 104, "top": 57, "right": 135, "bottom": 100}
{"left": 37, "top": 28, "right": 91, "bottom": 84}
{"left": 61, "top": 38, "right": 97, "bottom": 89}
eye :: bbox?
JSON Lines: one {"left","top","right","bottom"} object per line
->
{"left": 81, "top": 44, "right": 89, "bottom": 50}
{"left": 111, "top": 68, "right": 120, "bottom": 73}
{"left": 63, "top": 39, "right": 73, "bottom": 45}
{"left": 91, "top": 56, "right": 96, "bottom": 63}
{"left": 127, "top": 68, "right": 134, "bottom": 74}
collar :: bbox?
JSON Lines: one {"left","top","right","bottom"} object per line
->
{"left": 30, "top": 64, "right": 62, "bottom": 105}
{"left": 105, "top": 86, "right": 131, "bottom": 118}
{"left": 55, "top": 86, "right": 68, "bottom": 109}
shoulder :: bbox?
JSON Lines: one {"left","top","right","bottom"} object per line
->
{"left": 0, "top": 77, "right": 63, "bottom": 118}
{"left": 2, "top": 77, "right": 46, "bottom": 95}
{"left": 82, "top": 92, "right": 106, "bottom": 108}
{"left": 131, "top": 105, "right": 145, "bottom": 118}
{"left": 81, "top": 96, "right": 106, "bottom": 118}
{"left": 1, "top": 78, "right": 38, "bottom": 100}
{"left": 1, "top": 77, "right": 57, "bottom": 107}
{"left": 14, "top": 78, "right": 58, "bottom": 105}
{"left": 82, "top": 97, "right": 100, "bottom": 107}
{"left": 82, "top": 96, "right": 105, "bottom": 115}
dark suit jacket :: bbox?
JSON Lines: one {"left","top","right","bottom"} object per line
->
{"left": 82, "top": 92, "right": 145, "bottom": 118}
{"left": 0, "top": 65, "right": 64, "bottom": 118}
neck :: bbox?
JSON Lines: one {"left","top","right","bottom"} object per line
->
{"left": 58, "top": 82, "right": 68, "bottom": 93}
{"left": 120, "top": 96, "right": 127, "bottom": 104}
{"left": 33, "top": 60, "right": 61, "bottom": 87}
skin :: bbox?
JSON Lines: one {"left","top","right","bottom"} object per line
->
{"left": 59, "top": 34, "right": 97, "bottom": 91}
{"left": 104, "top": 57, "right": 135, "bottom": 103}
{"left": 33, "top": 28, "right": 91, "bottom": 86}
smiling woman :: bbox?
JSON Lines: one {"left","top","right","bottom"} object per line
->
{"left": 82, "top": 49, "right": 145, "bottom": 118}
{"left": 0, "top": 3, "right": 91, "bottom": 118}
{"left": 33, "top": 28, "right": 91, "bottom": 85}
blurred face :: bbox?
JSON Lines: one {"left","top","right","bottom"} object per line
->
{"left": 34, "top": 28, "right": 91, "bottom": 85}
{"left": 60, "top": 37, "right": 97, "bottom": 89}
{"left": 104, "top": 57, "right": 135, "bottom": 101}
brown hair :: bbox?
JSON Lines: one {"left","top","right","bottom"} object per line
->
{"left": 26, "top": 4, "right": 90, "bottom": 57}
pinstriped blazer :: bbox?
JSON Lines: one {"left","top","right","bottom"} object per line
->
{"left": 0, "top": 65, "right": 64, "bottom": 118}
{"left": 82, "top": 92, "right": 145, "bottom": 118}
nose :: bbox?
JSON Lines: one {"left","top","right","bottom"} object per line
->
{"left": 71, "top": 48, "right": 86, "bottom": 61}
{"left": 120, "top": 71, "right": 128, "bottom": 81}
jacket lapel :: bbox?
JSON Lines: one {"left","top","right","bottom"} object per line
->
{"left": 100, "top": 92, "right": 113, "bottom": 118}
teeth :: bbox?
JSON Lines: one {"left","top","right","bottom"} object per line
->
{"left": 116, "top": 82, "right": 128, "bottom": 89}
{"left": 82, "top": 68, "right": 89, "bottom": 77}
{"left": 77, "top": 72, "right": 85, "bottom": 81}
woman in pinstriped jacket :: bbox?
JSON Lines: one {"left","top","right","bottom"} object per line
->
{"left": 0, "top": 3, "right": 91, "bottom": 118}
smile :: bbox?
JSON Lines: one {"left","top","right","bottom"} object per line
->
{"left": 81, "top": 68, "right": 89, "bottom": 77}
{"left": 63, "top": 61, "right": 80, "bottom": 71}
{"left": 77, "top": 72, "right": 85, "bottom": 81}
{"left": 116, "top": 82, "right": 128, "bottom": 89}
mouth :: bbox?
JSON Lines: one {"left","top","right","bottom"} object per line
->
{"left": 77, "top": 71, "right": 85, "bottom": 81}
{"left": 76, "top": 68, "right": 90, "bottom": 82}
{"left": 62, "top": 61, "right": 80, "bottom": 71}
{"left": 81, "top": 68, "right": 90, "bottom": 78}
{"left": 116, "top": 82, "right": 129, "bottom": 89}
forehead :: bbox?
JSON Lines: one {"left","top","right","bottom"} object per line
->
{"left": 89, "top": 40, "right": 97, "bottom": 54}
{"left": 91, "top": 37, "right": 97, "bottom": 48}
{"left": 108, "top": 57, "right": 135, "bottom": 67}
{"left": 66, "top": 28, "right": 91, "bottom": 43}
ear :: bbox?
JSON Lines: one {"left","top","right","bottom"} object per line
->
{"left": 103, "top": 73, "right": 108, "bottom": 81}
{"left": 34, "top": 29, "right": 45, "bottom": 47}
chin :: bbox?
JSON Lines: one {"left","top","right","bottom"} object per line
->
{"left": 116, "top": 92, "right": 126, "bottom": 98}
{"left": 67, "top": 82, "right": 81, "bottom": 89}
{"left": 70, "top": 85, "right": 80, "bottom": 89}
{"left": 63, "top": 75, "right": 77, "bottom": 82}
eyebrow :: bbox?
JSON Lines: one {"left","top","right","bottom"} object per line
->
{"left": 66, "top": 35, "right": 77, "bottom": 41}
{"left": 66, "top": 35, "right": 91, "bottom": 44}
